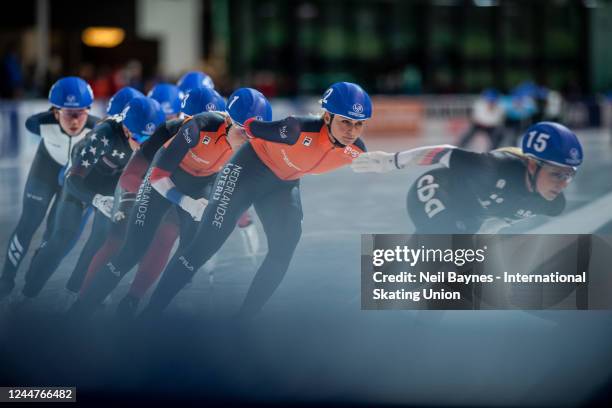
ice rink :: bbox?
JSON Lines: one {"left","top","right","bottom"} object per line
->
{"left": 1, "top": 125, "right": 612, "bottom": 406}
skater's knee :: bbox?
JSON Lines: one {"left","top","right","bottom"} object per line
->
{"left": 14, "top": 208, "right": 46, "bottom": 237}
{"left": 269, "top": 222, "right": 301, "bottom": 255}
{"left": 287, "top": 222, "right": 302, "bottom": 248}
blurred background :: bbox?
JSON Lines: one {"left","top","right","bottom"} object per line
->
{"left": 1, "top": 0, "right": 612, "bottom": 97}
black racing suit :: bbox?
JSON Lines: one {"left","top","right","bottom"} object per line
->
{"left": 405, "top": 148, "right": 565, "bottom": 309}
{"left": 406, "top": 149, "right": 565, "bottom": 234}
{"left": 0, "top": 110, "right": 98, "bottom": 294}
{"left": 64, "top": 118, "right": 185, "bottom": 293}
{"left": 21, "top": 118, "right": 134, "bottom": 297}
{"left": 69, "top": 114, "right": 229, "bottom": 316}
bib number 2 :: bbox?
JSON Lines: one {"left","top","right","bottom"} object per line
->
{"left": 321, "top": 88, "right": 333, "bottom": 104}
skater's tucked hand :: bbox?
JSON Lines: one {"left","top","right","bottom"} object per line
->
{"left": 92, "top": 194, "right": 115, "bottom": 218}
{"left": 180, "top": 196, "right": 208, "bottom": 221}
{"left": 112, "top": 210, "right": 126, "bottom": 223}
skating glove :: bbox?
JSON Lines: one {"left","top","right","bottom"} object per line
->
{"left": 351, "top": 151, "right": 397, "bottom": 173}
{"left": 92, "top": 194, "right": 115, "bottom": 218}
{"left": 112, "top": 192, "right": 137, "bottom": 223}
{"left": 180, "top": 196, "right": 208, "bottom": 221}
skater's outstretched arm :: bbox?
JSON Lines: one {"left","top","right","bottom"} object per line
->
{"left": 351, "top": 145, "right": 457, "bottom": 173}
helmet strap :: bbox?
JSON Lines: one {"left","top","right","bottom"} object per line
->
{"left": 121, "top": 124, "right": 132, "bottom": 139}
{"left": 527, "top": 161, "right": 542, "bottom": 195}
{"left": 325, "top": 113, "right": 347, "bottom": 147}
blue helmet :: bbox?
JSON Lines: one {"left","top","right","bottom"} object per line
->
{"left": 121, "top": 97, "right": 166, "bottom": 144}
{"left": 481, "top": 88, "right": 499, "bottom": 102}
{"left": 180, "top": 87, "right": 226, "bottom": 116}
{"left": 106, "top": 87, "right": 144, "bottom": 116}
{"left": 147, "top": 83, "right": 183, "bottom": 117}
{"left": 521, "top": 122, "right": 583, "bottom": 168}
{"left": 48, "top": 76, "right": 94, "bottom": 109}
{"left": 226, "top": 88, "right": 272, "bottom": 126}
{"left": 177, "top": 71, "right": 215, "bottom": 93}
{"left": 321, "top": 82, "right": 372, "bottom": 120}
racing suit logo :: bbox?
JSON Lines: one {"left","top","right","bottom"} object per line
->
{"left": 179, "top": 255, "right": 195, "bottom": 272}
{"left": 416, "top": 174, "right": 445, "bottom": 218}
{"left": 343, "top": 145, "right": 360, "bottom": 159}
{"left": 279, "top": 125, "right": 288, "bottom": 139}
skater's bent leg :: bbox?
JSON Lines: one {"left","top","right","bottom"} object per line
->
{"left": 238, "top": 183, "right": 303, "bottom": 319}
